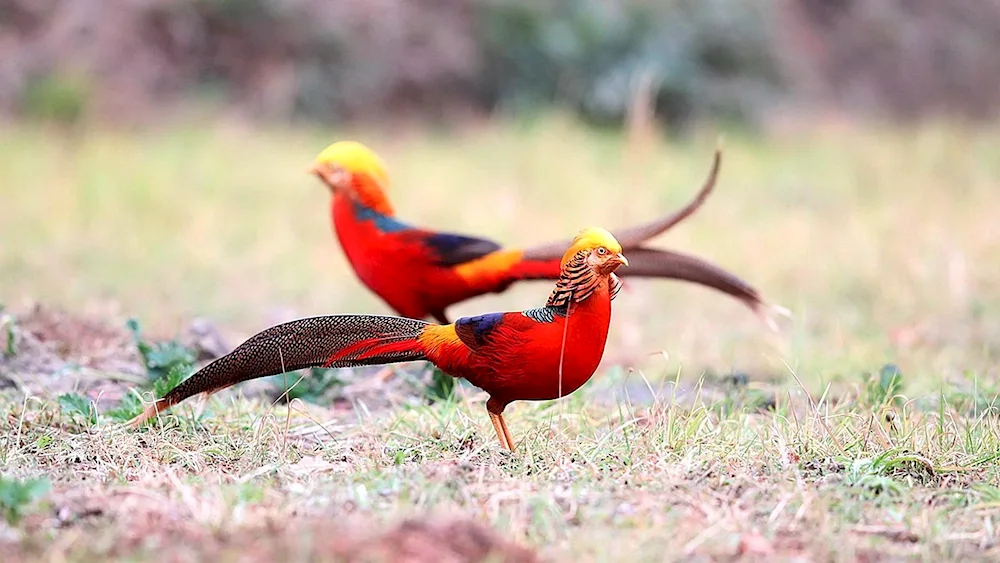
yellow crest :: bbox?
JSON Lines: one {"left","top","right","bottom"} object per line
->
{"left": 561, "top": 227, "right": 623, "bottom": 267}
{"left": 314, "top": 141, "right": 390, "bottom": 188}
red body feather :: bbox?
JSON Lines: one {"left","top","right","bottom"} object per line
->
{"left": 437, "top": 290, "right": 611, "bottom": 407}
{"left": 327, "top": 272, "right": 614, "bottom": 409}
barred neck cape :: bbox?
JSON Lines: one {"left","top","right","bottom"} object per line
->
{"left": 546, "top": 249, "right": 623, "bottom": 308}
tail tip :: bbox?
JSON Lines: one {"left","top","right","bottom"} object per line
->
{"left": 715, "top": 135, "right": 726, "bottom": 153}
{"left": 755, "top": 302, "right": 793, "bottom": 333}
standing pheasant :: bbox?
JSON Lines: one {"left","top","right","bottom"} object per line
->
{"left": 131, "top": 227, "right": 632, "bottom": 451}
{"left": 309, "top": 141, "right": 786, "bottom": 328}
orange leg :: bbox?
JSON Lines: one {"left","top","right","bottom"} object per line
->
{"left": 487, "top": 397, "right": 515, "bottom": 452}
{"left": 489, "top": 412, "right": 514, "bottom": 452}
{"left": 498, "top": 414, "right": 516, "bottom": 453}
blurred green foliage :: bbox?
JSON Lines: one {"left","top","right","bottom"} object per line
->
{"left": 2, "top": 0, "right": 785, "bottom": 128}
{"left": 57, "top": 393, "right": 98, "bottom": 426}
{"left": 0, "top": 307, "right": 16, "bottom": 357}
{"left": 477, "top": 0, "right": 781, "bottom": 128}
{"left": 6, "top": 0, "right": 996, "bottom": 125}
{"left": 19, "top": 73, "right": 90, "bottom": 125}
{"left": 127, "top": 319, "right": 196, "bottom": 384}
{"left": 0, "top": 476, "right": 50, "bottom": 525}
{"left": 863, "top": 363, "right": 905, "bottom": 409}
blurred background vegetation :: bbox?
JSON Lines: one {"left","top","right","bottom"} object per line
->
{"left": 3, "top": 0, "right": 999, "bottom": 128}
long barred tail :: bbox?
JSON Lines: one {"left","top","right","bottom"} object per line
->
{"left": 504, "top": 145, "right": 787, "bottom": 325}
{"left": 127, "top": 315, "right": 430, "bottom": 428}
{"left": 505, "top": 245, "right": 777, "bottom": 319}
{"left": 623, "top": 247, "right": 790, "bottom": 330}
{"left": 519, "top": 146, "right": 722, "bottom": 260}
{"left": 504, "top": 246, "right": 779, "bottom": 321}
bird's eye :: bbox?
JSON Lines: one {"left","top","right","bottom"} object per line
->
{"left": 331, "top": 167, "right": 349, "bottom": 183}
{"left": 597, "top": 247, "right": 607, "bottom": 255}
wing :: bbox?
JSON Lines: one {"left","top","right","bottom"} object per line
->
{"left": 417, "top": 231, "right": 503, "bottom": 267}
{"left": 350, "top": 201, "right": 502, "bottom": 267}
{"left": 453, "top": 312, "right": 507, "bottom": 350}
{"left": 452, "top": 309, "right": 554, "bottom": 351}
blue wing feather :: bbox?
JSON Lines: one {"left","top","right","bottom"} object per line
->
{"left": 353, "top": 202, "right": 413, "bottom": 233}
{"left": 453, "top": 312, "right": 505, "bottom": 350}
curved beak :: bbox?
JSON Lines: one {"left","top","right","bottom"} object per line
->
{"left": 309, "top": 162, "right": 337, "bottom": 193}
{"left": 613, "top": 252, "right": 629, "bottom": 268}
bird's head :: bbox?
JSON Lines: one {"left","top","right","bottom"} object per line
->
{"left": 562, "top": 227, "right": 628, "bottom": 275}
{"left": 310, "top": 141, "right": 394, "bottom": 213}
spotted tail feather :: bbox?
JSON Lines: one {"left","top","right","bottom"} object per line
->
{"left": 128, "top": 315, "right": 430, "bottom": 427}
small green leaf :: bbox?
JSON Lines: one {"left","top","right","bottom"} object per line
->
{"left": 863, "top": 363, "right": 905, "bottom": 407}
{"left": 154, "top": 364, "right": 191, "bottom": 398}
{"left": 426, "top": 367, "right": 456, "bottom": 402}
{"left": 126, "top": 318, "right": 153, "bottom": 358}
{"left": 105, "top": 391, "right": 145, "bottom": 422}
{"left": 0, "top": 476, "right": 51, "bottom": 524}
{"left": 879, "top": 364, "right": 904, "bottom": 397}
{"left": 0, "top": 311, "right": 16, "bottom": 357}
{"left": 58, "top": 393, "right": 97, "bottom": 425}
{"left": 126, "top": 318, "right": 196, "bottom": 383}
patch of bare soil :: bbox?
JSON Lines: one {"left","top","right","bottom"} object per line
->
{"left": 4, "top": 503, "right": 540, "bottom": 563}
{"left": 0, "top": 304, "right": 141, "bottom": 398}
{"left": 6, "top": 304, "right": 137, "bottom": 372}
{"left": 352, "top": 518, "right": 541, "bottom": 563}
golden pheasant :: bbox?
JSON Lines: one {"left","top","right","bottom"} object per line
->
{"left": 309, "top": 141, "right": 786, "bottom": 328}
{"left": 131, "top": 227, "right": 633, "bottom": 451}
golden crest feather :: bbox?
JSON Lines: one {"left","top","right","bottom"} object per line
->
{"left": 314, "top": 141, "right": 390, "bottom": 188}
{"left": 560, "top": 227, "right": 623, "bottom": 267}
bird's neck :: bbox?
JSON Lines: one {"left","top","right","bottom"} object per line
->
{"left": 346, "top": 173, "right": 396, "bottom": 216}
{"left": 546, "top": 253, "right": 621, "bottom": 308}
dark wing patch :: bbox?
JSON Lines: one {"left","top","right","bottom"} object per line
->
{"left": 422, "top": 232, "right": 502, "bottom": 266}
{"left": 454, "top": 312, "right": 505, "bottom": 350}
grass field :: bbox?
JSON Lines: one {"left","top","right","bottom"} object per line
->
{"left": 1, "top": 115, "right": 999, "bottom": 561}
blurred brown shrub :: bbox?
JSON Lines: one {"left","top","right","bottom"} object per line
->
{"left": 0, "top": 0, "right": 997, "bottom": 126}
{"left": 0, "top": 0, "right": 481, "bottom": 123}
{"left": 780, "top": 0, "right": 1000, "bottom": 121}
